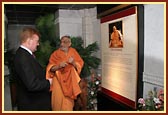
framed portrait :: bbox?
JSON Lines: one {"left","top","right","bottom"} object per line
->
{"left": 109, "top": 21, "right": 123, "bottom": 48}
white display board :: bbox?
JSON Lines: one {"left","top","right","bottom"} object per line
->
{"left": 101, "top": 6, "right": 138, "bottom": 108}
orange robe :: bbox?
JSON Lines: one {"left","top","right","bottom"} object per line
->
{"left": 110, "top": 30, "right": 123, "bottom": 47}
{"left": 46, "top": 47, "right": 84, "bottom": 111}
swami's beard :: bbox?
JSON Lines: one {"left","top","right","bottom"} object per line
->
{"left": 60, "top": 47, "right": 68, "bottom": 52}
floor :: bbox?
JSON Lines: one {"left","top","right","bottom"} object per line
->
{"left": 4, "top": 65, "right": 17, "bottom": 111}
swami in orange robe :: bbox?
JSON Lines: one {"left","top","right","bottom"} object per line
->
{"left": 46, "top": 36, "right": 84, "bottom": 111}
{"left": 109, "top": 26, "right": 123, "bottom": 48}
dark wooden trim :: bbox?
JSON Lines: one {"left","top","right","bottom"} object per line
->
{"left": 97, "top": 91, "right": 136, "bottom": 111}
{"left": 101, "top": 87, "right": 136, "bottom": 109}
{"left": 97, "top": 4, "right": 132, "bottom": 19}
{"left": 100, "top": 6, "right": 136, "bottom": 23}
{"left": 136, "top": 4, "right": 144, "bottom": 105}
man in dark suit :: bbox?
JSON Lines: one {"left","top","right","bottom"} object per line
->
{"left": 13, "top": 27, "right": 52, "bottom": 111}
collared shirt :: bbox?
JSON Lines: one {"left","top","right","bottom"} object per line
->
{"left": 20, "top": 45, "right": 33, "bottom": 55}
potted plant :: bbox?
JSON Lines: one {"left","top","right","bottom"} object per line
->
{"left": 71, "top": 37, "right": 101, "bottom": 110}
{"left": 71, "top": 36, "right": 101, "bottom": 78}
{"left": 137, "top": 89, "right": 164, "bottom": 111}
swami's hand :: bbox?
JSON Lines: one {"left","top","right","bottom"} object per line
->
{"left": 50, "top": 62, "right": 68, "bottom": 73}
{"left": 59, "top": 62, "right": 68, "bottom": 68}
{"left": 68, "top": 56, "right": 77, "bottom": 69}
{"left": 68, "top": 56, "right": 74, "bottom": 64}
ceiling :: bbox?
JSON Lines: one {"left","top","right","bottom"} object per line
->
{"left": 4, "top": 4, "right": 120, "bottom": 25}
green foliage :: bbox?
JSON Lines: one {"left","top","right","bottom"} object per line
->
{"left": 87, "top": 73, "right": 101, "bottom": 110}
{"left": 137, "top": 88, "right": 164, "bottom": 111}
{"left": 71, "top": 37, "right": 101, "bottom": 78}
{"left": 35, "top": 13, "right": 60, "bottom": 68}
{"left": 145, "top": 98, "right": 155, "bottom": 111}
{"left": 35, "top": 14, "right": 56, "bottom": 42}
{"left": 35, "top": 40, "right": 56, "bottom": 67}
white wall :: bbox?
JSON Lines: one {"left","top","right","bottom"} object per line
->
{"left": 55, "top": 7, "right": 101, "bottom": 48}
{"left": 7, "top": 25, "right": 35, "bottom": 52}
{"left": 143, "top": 4, "right": 164, "bottom": 98}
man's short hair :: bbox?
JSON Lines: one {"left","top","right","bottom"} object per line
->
{"left": 20, "top": 27, "right": 40, "bottom": 43}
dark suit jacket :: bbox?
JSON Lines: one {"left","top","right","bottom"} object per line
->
{"left": 14, "top": 47, "right": 51, "bottom": 111}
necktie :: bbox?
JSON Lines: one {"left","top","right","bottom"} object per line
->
{"left": 32, "top": 53, "right": 36, "bottom": 58}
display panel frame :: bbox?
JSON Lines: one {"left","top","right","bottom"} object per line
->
{"left": 100, "top": 6, "right": 144, "bottom": 109}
